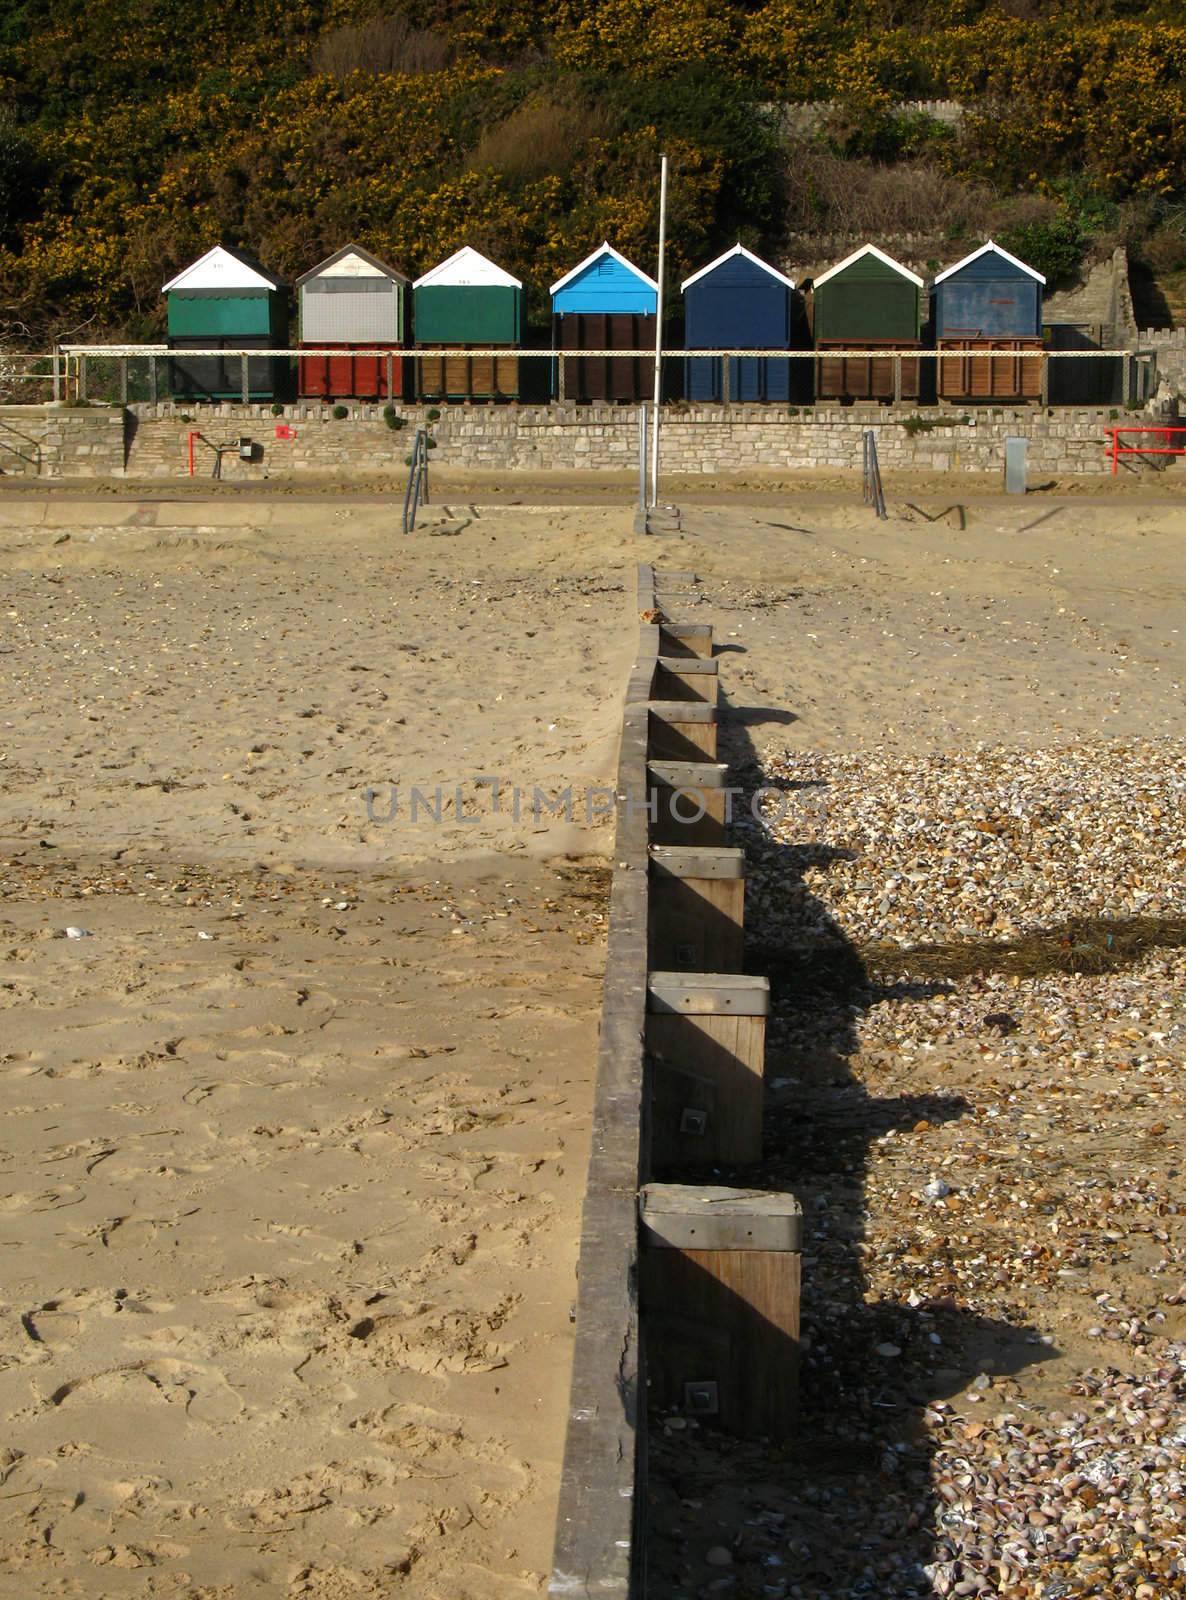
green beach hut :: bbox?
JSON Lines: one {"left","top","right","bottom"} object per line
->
{"left": 164, "top": 245, "right": 289, "bottom": 401}
{"left": 413, "top": 246, "right": 523, "bottom": 401}
{"left": 811, "top": 244, "right": 924, "bottom": 401}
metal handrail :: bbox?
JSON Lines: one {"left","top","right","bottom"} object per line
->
{"left": 1106, "top": 424, "right": 1186, "bottom": 474}
{"left": 0, "top": 417, "right": 42, "bottom": 473}
{"left": 402, "top": 427, "right": 429, "bottom": 534}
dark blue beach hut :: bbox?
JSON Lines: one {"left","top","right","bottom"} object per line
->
{"left": 681, "top": 244, "right": 794, "bottom": 403}
{"left": 550, "top": 242, "right": 658, "bottom": 401}
{"left": 933, "top": 241, "right": 1046, "bottom": 400}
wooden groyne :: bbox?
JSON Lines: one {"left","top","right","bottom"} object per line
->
{"left": 549, "top": 565, "right": 802, "bottom": 1597}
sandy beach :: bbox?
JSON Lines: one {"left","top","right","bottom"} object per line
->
{"left": 3, "top": 483, "right": 1186, "bottom": 1599}
{"left": 0, "top": 504, "right": 634, "bottom": 1597}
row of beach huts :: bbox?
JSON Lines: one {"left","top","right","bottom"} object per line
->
{"left": 161, "top": 237, "right": 1048, "bottom": 405}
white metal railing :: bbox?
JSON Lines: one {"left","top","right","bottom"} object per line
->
{"left": 0, "top": 344, "right": 1161, "bottom": 411}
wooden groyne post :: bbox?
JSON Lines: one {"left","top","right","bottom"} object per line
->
{"left": 550, "top": 563, "right": 803, "bottom": 1598}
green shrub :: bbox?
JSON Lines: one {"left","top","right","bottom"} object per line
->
{"left": 383, "top": 405, "right": 407, "bottom": 430}
{"left": 426, "top": 407, "right": 442, "bottom": 422}
{"left": 998, "top": 216, "right": 1084, "bottom": 285}
{"left": 271, "top": 401, "right": 284, "bottom": 416}
{"left": 332, "top": 404, "right": 349, "bottom": 419}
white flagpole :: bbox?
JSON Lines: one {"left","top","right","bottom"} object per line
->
{"left": 649, "top": 154, "right": 667, "bottom": 509}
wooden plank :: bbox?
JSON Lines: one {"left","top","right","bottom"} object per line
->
{"left": 938, "top": 338, "right": 1044, "bottom": 401}
{"left": 647, "top": 1012, "right": 766, "bottom": 1166}
{"left": 657, "top": 656, "right": 716, "bottom": 674}
{"left": 641, "top": 1184, "right": 803, "bottom": 1253}
{"left": 655, "top": 659, "right": 718, "bottom": 706}
{"left": 649, "top": 845, "right": 743, "bottom": 879}
{"left": 648, "top": 700, "right": 715, "bottom": 723}
{"left": 648, "top": 769, "right": 728, "bottom": 847}
{"left": 659, "top": 623, "right": 713, "bottom": 659}
{"left": 648, "top": 972, "right": 768, "bottom": 1015}
{"left": 647, "top": 761, "right": 727, "bottom": 789}
{"left": 648, "top": 870, "right": 744, "bottom": 975}
{"left": 640, "top": 1245, "right": 800, "bottom": 1435}
{"left": 648, "top": 705, "right": 718, "bottom": 762}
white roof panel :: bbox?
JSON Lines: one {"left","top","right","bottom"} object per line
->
{"left": 413, "top": 246, "right": 521, "bottom": 289}
{"left": 162, "top": 245, "right": 285, "bottom": 294}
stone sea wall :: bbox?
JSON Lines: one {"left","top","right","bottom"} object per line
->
{"left": 0, "top": 400, "right": 1161, "bottom": 481}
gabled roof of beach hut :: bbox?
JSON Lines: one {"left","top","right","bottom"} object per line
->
{"left": 162, "top": 245, "right": 287, "bottom": 295}
{"left": 933, "top": 240, "right": 1046, "bottom": 286}
{"left": 550, "top": 242, "right": 659, "bottom": 299}
{"left": 413, "top": 246, "right": 521, "bottom": 290}
{"left": 295, "top": 243, "right": 409, "bottom": 288}
{"left": 813, "top": 244, "right": 924, "bottom": 291}
{"left": 680, "top": 243, "right": 795, "bottom": 293}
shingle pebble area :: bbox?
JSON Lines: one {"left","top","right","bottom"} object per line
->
{"left": 646, "top": 739, "right": 1186, "bottom": 1600}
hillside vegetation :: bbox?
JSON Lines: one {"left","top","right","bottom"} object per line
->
{"left": 2, "top": 0, "right": 1186, "bottom": 341}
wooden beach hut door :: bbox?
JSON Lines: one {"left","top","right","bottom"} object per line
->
{"left": 559, "top": 312, "right": 654, "bottom": 402}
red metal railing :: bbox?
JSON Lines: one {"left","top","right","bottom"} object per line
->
{"left": 1107, "top": 425, "right": 1186, "bottom": 474}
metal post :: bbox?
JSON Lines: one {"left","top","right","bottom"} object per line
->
{"left": 1124, "top": 353, "right": 1134, "bottom": 408}
{"left": 386, "top": 353, "right": 393, "bottom": 401}
{"left": 722, "top": 353, "right": 731, "bottom": 407}
{"left": 893, "top": 354, "right": 902, "bottom": 404}
{"left": 52, "top": 347, "right": 61, "bottom": 404}
{"left": 149, "top": 354, "right": 158, "bottom": 405}
{"left": 1040, "top": 351, "right": 1049, "bottom": 406}
{"left": 558, "top": 342, "right": 566, "bottom": 403}
{"left": 649, "top": 153, "right": 667, "bottom": 508}
{"left": 241, "top": 354, "right": 249, "bottom": 406}
{"left": 79, "top": 355, "right": 88, "bottom": 403}
{"left": 1004, "top": 437, "right": 1027, "bottom": 494}
{"left": 638, "top": 402, "right": 648, "bottom": 514}
{"left": 119, "top": 357, "right": 128, "bottom": 406}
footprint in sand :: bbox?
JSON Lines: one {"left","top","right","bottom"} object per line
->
{"left": 348, "top": 1296, "right": 522, "bottom": 1376}
{"left": 43, "top": 1356, "right": 244, "bottom": 1426}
